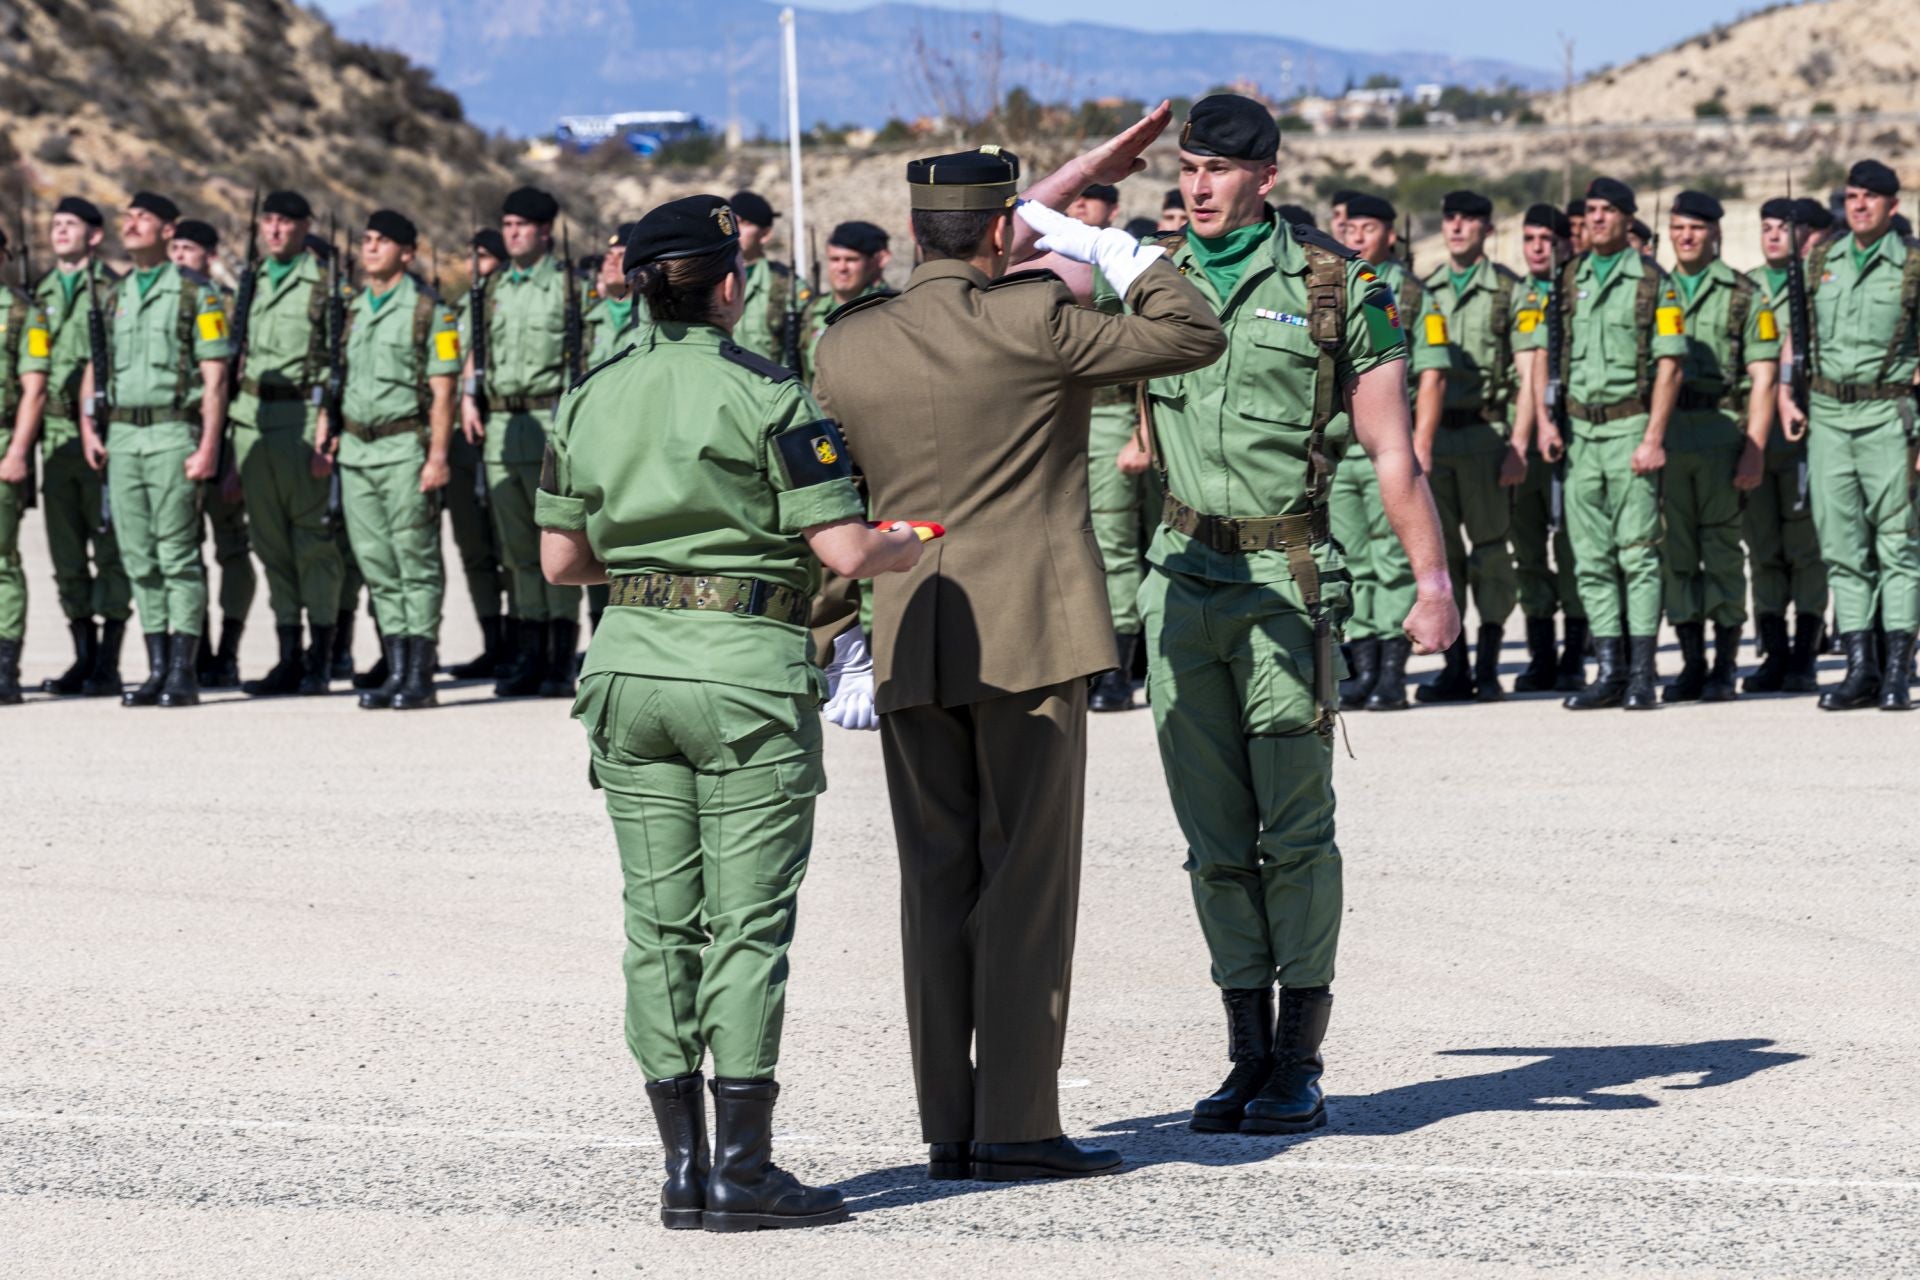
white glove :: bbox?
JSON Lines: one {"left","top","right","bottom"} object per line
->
{"left": 1015, "top": 199, "right": 1166, "bottom": 298}
{"left": 822, "top": 629, "right": 878, "bottom": 731}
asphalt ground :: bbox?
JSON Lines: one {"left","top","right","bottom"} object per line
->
{"left": 3, "top": 514, "right": 1917, "bottom": 1278}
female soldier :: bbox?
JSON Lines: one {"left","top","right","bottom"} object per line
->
{"left": 536, "top": 195, "right": 922, "bottom": 1233}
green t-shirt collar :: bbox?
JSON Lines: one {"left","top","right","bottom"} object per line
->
{"left": 1673, "top": 263, "right": 1709, "bottom": 303}
{"left": 1186, "top": 217, "right": 1271, "bottom": 301}
{"left": 1446, "top": 261, "right": 1481, "bottom": 297}
{"left": 1589, "top": 248, "right": 1630, "bottom": 287}
{"left": 133, "top": 263, "right": 168, "bottom": 297}
{"left": 263, "top": 252, "right": 305, "bottom": 288}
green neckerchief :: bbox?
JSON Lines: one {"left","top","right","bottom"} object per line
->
{"left": 366, "top": 282, "right": 399, "bottom": 314}
{"left": 57, "top": 264, "right": 86, "bottom": 302}
{"left": 605, "top": 297, "right": 634, "bottom": 330}
{"left": 1447, "top": 262, "right": 1480, "bottom": 296}
{"left": 1674, "top": 264, "right": 1708, "bottom": 304}
{"left": 1187, "top": 218, "right": 1271, "bottom": 300}
{"left": 133, "top": 264, "right": 167, "bottom": 297}
{"left": 1589, "top": 248, "right": 1629, "bottom": 287}
{"left": 263, "top": 253, "right": 303, "bottom": 288}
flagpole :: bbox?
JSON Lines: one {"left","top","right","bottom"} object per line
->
{"left": 781, "top": 7, "right": 809, "bottom": 289}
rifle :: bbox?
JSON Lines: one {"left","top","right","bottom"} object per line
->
{"left": 221, "top": 188, "right": 261, "bottom": 485}
{"left": 1543, "top": 241, "right": 1571, "bottom": 535}
{"left": 15, "top": 195, "right": 36, "bottom": 510}
{"left": 86, "top": 244, "right": 113, "bottom": 534}
{"left": 1783, "top": 174, "right": 1813, "bottom": 515}
{"left": 319, "top": 214, "right": 347, "bottom": 533}
{"left": 561, "top": 222, "right": 582, "bottom": 383}
{"left": 1403, "top": 212, "right": 1415, "bottom": 275}
{"left": 465, "top": 216, "right": 489, "bottom": 509}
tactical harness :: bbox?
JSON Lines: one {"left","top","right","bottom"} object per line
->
{"left": 1803, "top": 236, "right": 1920, "bottom": 404}
{"left": 340, "top": 287, "right": 442, "bottom": 442}
{"left": 105, "top": 272, "right": 206, "bottom": 426}
{"left": 1673, "top": 271, "right": 1757, "bottom": 414}
{"left": 1434, "top": 263, "right": 1519, "bottom": 427}
{"left": 1558, "top": 252, "right": 1665, "bottom": 425}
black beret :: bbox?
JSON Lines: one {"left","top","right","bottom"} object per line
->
{"left": 623, "top": 194, "right": 740, "bottom": 266}
{"left": 1791, "top": 198, "right": 1834, "bottom": 231}
{"left": 0, "top": 224, "right": 7, "bottom": 251}
{"left": 1330, "top": 189, "right": 1361, "bottom": 208}
{"left": 1585, "top": 177, "right": 1637, "bottom": 215}
{"left": 502, "top": 185, "right": 560, "bottom": 223}
{"left": 609, "top": 221, "right": 639, "bottom": 250}
{"left": 1123, "top": 216, "right": 1158, "bottom": 239}
{"left": 728, "top": 190, "right": 777, "bottom": 227}
{"left": 262, "top": 190, "right": 312, "bottom": 220}
{"left": 1180, "top": 94, "right": 1278, "bottom": 162}
{"left": 828, "top": 220, "right": 889, "bottom": 255}
{"left": 1847, "top": 159, "right": 1898, "bottom": 196}
{"left": 907, "top": 147, "right": 1020, "bottom": 211}
{"left": 1629, "top": 218, "right": 1654, "bottom": 242}
{"left": 55, "top": 196, "right": 103, "bottom": 227}
{"left": 366, "top": 209, "right": 418, "bottom": 247}
{"left": 1442, "top": 189, "right": 1493, "bottom": 219}
{"left": 1759, "top": 197, "right": 1796, "bottom": 222}
{"left": 1524, "top": 202, "right": 1572, "bottom": 238}
{"left": 303, "top": 232, "right": 334, "bottom": 263}
{"left": 1893, "top": 213, "right": 1914, "bottom": 238}
{"left": 1670, "top": 190, "right": 1724, "bottom": 223}
{"left": 470, "top": 228, "right": 507, "bottom": 259}
{"left": 1162, "top": 187, "right": 1184, "bottom": 211}
{"left": 1565, "top": 198, "right": 1586, "bottom": 220}
{"left": 129, "top": 191, "right": 180, "bottom": 223}
{"left": 1079, "top": 183, "right": 1120, "bottom": 204}
{"left": 1345, "top": 192, "right": 1396, "bottom": 225}
{"left": 172, "top": 219, "right": 218, "bottom": 249}
{"left": 1274, "top": 203, "right": 1316, "bottom": 228}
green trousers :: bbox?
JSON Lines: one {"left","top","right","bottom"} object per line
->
{"left": 445, "top": 431, "right": 506, "bottom": 620}
{"left": 1743, "top": 443, "right": 1827, "bottom": 619}
{"left": 40, "top": 436, "right": 131, "bottom": 621}
{"left": 1511, "top": 446, "right": 1584, "bottom": 620}
{"left": 235, "top": 413, "right": 343, "bottom": 627}
{"left": 1566, "top": 427, "right": 1663, "bottom": 637}
{"left": 201, "top": 479, "right": 256, "bottom": 622}
{"left": 487, "top": 438, "right": 580, "bottom": 623}
{"left": 0, "top": 432, "right": 22, "bottom": 640}
{"left": 1429, "top": 425, "right": 1517, "bottom": 626}
{"left": 1807, "top": 416, "right": 1919, "bottom": 633}
{"left": 1141, "top": 568, "right": 1342, "bottom": 991}
{"left": 108, "top": 420, "right": 207, "bottom": 636}
{"left": 1661, "top": 430, "right": 1746, "bottom": 627}
{"left": 573, "top": 672, "right": 824, "bottom": 1082}
{"left": 1330, "top": 448, "right": 1415, "bottom": 640}
{"left": 341, "top": 456, "right": 444, "bottom": 640}
{"left": 1088, "top": 402, "right": 1150, "bottom": 633}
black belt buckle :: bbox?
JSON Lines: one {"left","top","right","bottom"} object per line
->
{"left": 744, "top": 579, "right": 769, "bottom": 617}
{"left": 1208, "top": 517, "right": 1241, "bottom": 555}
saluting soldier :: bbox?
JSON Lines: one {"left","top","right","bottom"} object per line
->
{"left": 326, "top": 210, "right": 460, "bottom": 711}
{"left": 728, "top": 191, "right": 793, "bottom": 365}
{"left": 442, "top": 228, "right": 509, "bottom": 680}
{"left": 1557, "top": 177, "right": 1688, "bottom": 711}
{"left": 32, "top": 196, "right": 131, "bottom": 697}
{"left": 1330, "top": 192, "right": 1448, "bottom": 712}
{"left": 1660, "top": 191, "right": 1780, "bottom": 702}
{"left": 583, "top": 223, "right": 642, "bottom": 366}
{"left": 0, "top": 225, "right": 52, "bottom": 705}
{"left": 1778, "top": 160, "right": 1920, "bottom": 711}
{"left": 797, "top": 221, "right": 891, "bottom": 379}
{"left": 1742, "top": 197, "right": 1830, "bottom": 692}
{"left": 78, "top": 192, "right": 234, "bottom": 708}
{"left": 537, "top": 196, "right": 921, "bottom": 1230}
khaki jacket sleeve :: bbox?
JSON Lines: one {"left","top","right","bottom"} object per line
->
{"left": 1045, "top": 259, "right": 1225, "bottom": 387}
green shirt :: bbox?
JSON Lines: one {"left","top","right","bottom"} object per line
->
{"left": 481, "top": 254, "right": 569, "bottom": 401}
{"left": 233, "top": 250, "right": 326, "bottom": 429}
{"left": 734, "top": 258, "right": 794, "bottom": 365}
{"left": 1421, "top": 258, "right": 1531, "bottom": 420}
{"left": 1669, "top": 257, "right": 1780, "bottom": 450}
{"left": 33, "top": 260, "right": 117, "bottom": 443}
{"left": 338, "top": 274, "right": 462, "bottom": 467}
{"left": 1513, "top": 275, "right": 1553, "bottom": 354}
{"left": 105, "top": 263, "right": 233, "bottom": 417}
{"left": 0, "top": 287, "right": 52, "bottom": 426}
{"left": 800, "top": 281, "right": 890, "bottom": 382}
{"left": 1809, "top": 231, "right": 1919, "bottom": 429}
{"left": 1565, "top": 250, "right": 1689, "bottom": 437}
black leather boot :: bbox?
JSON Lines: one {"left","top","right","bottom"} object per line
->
{"left": 393, "top": 637, "right": 439, "bottom": 710}
{"left": 972, "top": 1134, "right": 1123, "bottom": 1180}
{"left": 203, "top": 617, "right": 244, "bottom": 689}
{"left": 1744, "top": 613, "right": 1791, "bottom": 693}
{"left": 0, "top": 638, "right": 21, "bottom": 705}
{"left": 1664, "top": 621, "right": 1707, "bottom": 703}
{"left": 1819, "top": 631, "right": 1880, "bottom": 711}
{"left": 157, "top": 633, "right": 201, "bottom": 707}
{"left": 1190, "top": 987, "right": 1276, "bottom": 1133}
{"left": 195, "top": 611, "right": 215, "bottom": 682}
{"left": 1555, "top": 615, "right": 1591, "bottom": 691}
{"left": 1365, "top": 636, "right": 1411, "bottom": 710}
{"left": 42, "top": 619, "right": 96, "bottom": 695}
{"left": 703, "top": 1079, "right": 848, "bottom": 1231}
{"left": 1241, "top": 986, "right": 1333, "bottom": 1134}
{"left": 1702, "top": 624, "right": 1741, "bottom": 702}
{"left": 244, "top": 624, "right": 305, "bottom": 697}
{"left": 122, "top": 632, "right": 170, "bottom": 707}
{"left": 644, "top": 1072, "right": 710, "bottom": 1230}
{"left": 330, "top": 611, "right": 356, "bottom": 681}
{"left": 1415, "top": 634, "right": 1475, "bottom": 703}
{"left": 1783, "top": 614, "right": 1823, "bottom": 694}
{"left": 446, "top": 615, "right": 505, "bottom": 679}
{"left": 299, "top": 623, "right": 337, "bottom": 696}
{"left": 1090, "top": 631, "right": 1139, "bottom": 712}
{"left": 1337, "top": 636, "right": 1379, "bottom": 709}
{"left": 1623, "top": 635, "right": 1659, "bottom": 710}
{"left": 1879, "top": 631, "right": 1914, "bottom": 711}
{"left": 1512, "top": 616, "right": 1557, "bottom": 692}
{"left": 928, "top": 1142, "right": 972, "bottom": 1181}
{"left": 357, "top": 635, "right": 408, "bottom": 710}
{"left": 494, "top": 620, "right": 546, "bottom": 698}
{"left": 539, "top": 619, "right": 580, "bottom": 699}
{"left": 1473, "top": 623, "right": 1505, "bottom": 701}
{"left": 83, "top": 618, "right": 126, "bottom": 697}
{"left": 1564, "top": 635, "right": 1625, "bottom": 709}
{"left": 352, "top": 627, "right": 390, "bottom": 691}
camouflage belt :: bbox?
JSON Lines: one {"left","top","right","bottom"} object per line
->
{"left": 106, "top": 406, "right": 178, "bottom": 426}
{"left": 1809, "top": 376, "right": 1910, "bottom": 404}
{"left": 604, "top": 572, "right": 810, "bottom": 625}
{"left": 344, "top": 416, "right": 425, "bottom": 442}
{"left": 498, "top": 394, "right": 561, "bottom": 415}
{"left": 1161, "top": 491, "right": 1327, "bottom": 554}
{"left": 1567, "top": 397, "right": 1647, "bottom": 424}
{"left": 241, "top": 377, "right": 313, "bottom": 402}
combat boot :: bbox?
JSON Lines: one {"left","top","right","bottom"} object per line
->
{"left": 244, "top": 624, "right": 304, "bottom": 697}
{"left": 1512, "top": 616, "right": 1557, "bottom": 692}
{"left": 644, "top": 1072, "right": 710, "bottom": 1230}
{"left": 1623, "top": 635, "right": 1659, "bottom": 710}
{"left": 42, "top": 619, "right": 96, "bottom": 695}
{"left": 194, "top": 611, "right": 215, "bottom": 683}
{"left": 1191, "top": 987, "right": 1276, "bottom": 1133}
{"left": 1090, "top": 631, "right": 1139, "bottom": 712}
{"left": 1564, "top": 635, "right": 1625, "bottom": 709}
{"left": 392, "top": 637, "right": 439, "bottom": 710}
{"left": 0, "top": 638, "right": 21, "bottom": 705}
{"left": 1555, "top": 616, "right": 1591, "bottom": 691}
{"left": 1365, "top": 636, "right": 1411, "bottom": 710}
{"left": 82, "top": 619, "right": 126, "bottom": 697}
{"left": 1241, "top": 986, "right": 1332, "bottom": 1134}
{"left": 1743, "top": 613, "right": 1791, "bottom": 693}
{"left": 330, "top": 610, "right": 356, "bottom": 681}
{"left": 539, "top": 619, "right": 579, "bottom": 699}
{"left": 157, "top": 633, "right": 201, "bottom": 707}
{"left": 122, "top": 632, "right": 170, "bottom": 707}
{"left": 1818, "top": 631, "right": 1880, "bottom": 711}
{"left": 1337, "top": 636, "right": 1379, "bottom": 709}
{"left": 352, "top": 627, "right": 391, "bottom": 691}
{"left": 357, "top": 635, "right": 408, "bottom": 710}
{"left": 494, "top": 620, "right": 547, "bottom": 698}
{"left": 299, "top": 623, "right": 337, "bottom": 696}
{"left": 1664, "top": 621, "right": 1707, "bottom": 703}
{"left": 1702, "top": 624, "right": 1741, "bottom": 702}
{"left": 1783, "top": 614, "right": 1824, "bottom": 694}
{"left": 1415, "top": 634, "right": 1475, "bottom": 703}
{"left": 1473, "top": 624, "right": 1505, "bottom": 701}
{"left": 204, "top": 617, "right": 244, "bottom": 689}
{"left": 703, "top": 1079, "right": 848, "bottom": 1231}
{"left": 1879, "top": 631, "right": 1914, "bottom": 712}
{"left": 445, "top": 615, "right": 505, "bottom": 679}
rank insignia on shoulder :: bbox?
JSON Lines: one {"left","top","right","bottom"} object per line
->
{"left": 1253, "top": 308, "right": 1308, "bottom": 327}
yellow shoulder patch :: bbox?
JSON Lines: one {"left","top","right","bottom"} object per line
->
{"left": 434, "top": 330, "right": 461, "bottom": 362}
{"left": 1756, "top": 309, "right": 1778, "bottom": 342}
{"left": 1517, "top": 309, "right": 1541, "bottom": 334}
{"left": 813, "top": 437, "right": 839, "bottom": 465}
{"left": 1423, "top": 313, "right": 1449, "bottom": 346}
{"left": 27, "top": 327, "right": 50, "bottom": 359}
{"left": 197, "top": 311, "right": 229, "bottom": 342}
{"left": 1655, "top": 305, "right": 1684, "bottom": 337}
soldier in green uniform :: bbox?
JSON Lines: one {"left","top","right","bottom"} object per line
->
{"left": 1331, "top": 192, "right": 1448, "bottom": 711}
{"left": 0, "top": 227, "right": 52, "bottom": 705}
{"left": 583, "top": 224, "right": 642, "bottom": 366}
{"left": 536, "top": 196, "right": 922, "bottom": 1231}
{"left": 32, "top": 196, "right": 131, "bottom": 698}
{"left": 797, "top": 222, "right": 891, "bottom": 380}
{"left": 460, "top": 186, "right": 581, "bottom": 700}
{"left": 1778, "top": 160, "right": 1920, "bottom": 711}
{"left": 1557, "top": 177, "right": 1688, "bottom": 711}
{"left": 1742, "top": 197, "right": 1830, "bottom": 693}
{"left": 323, "top": 210, "right": 460, "bottom": 711}
{"left": 442, "top": 228, "right": 509, "bottom": 680}
{"left": 728, "top": 192, "right": 793, "bottom": 366}
{"left": 168, "top": 218, "right": 255, "bottom": 688}
{"left": 1112, "top": 96, "right": 1456, "bottom": 1136}
{"left": 1660, "top": 191, "right": 1780, "bottom": 702}
{"left": 78, "top": 191, "right": 233, "bottom": 708}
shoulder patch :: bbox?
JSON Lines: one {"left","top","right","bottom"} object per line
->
{"left": 773, "top": 418, "right": 855, "bottom": 488}
{"left": 825, "top": 292, "right": 895, "bottom": 325}
{"left": 986, "top": 268, "right": 1063, "bottom": 290}
{"left": 1362, "top": 285, "right": 1405, "bottom": 352}
{"left": 1291, "top": 224, "right": 1359, "bottom": 260}
{"left": 568, "top": 342, "right": 637, "bottom": 392}
{"left": 720, "top": 340, "right": 798, "bottom": 382}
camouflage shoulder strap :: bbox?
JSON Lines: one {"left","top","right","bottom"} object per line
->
{"left": 413, "top": 289, "right": 439, "bottom": 418}
{"left": 1873, "top": 239, "right": 1920, "bottom": 385}
{"left": 1302, "top": 241, "right": 1349, "bottom": 509}
{"left": 172, "top": 270, "right": 204, "bottom": 413}
{"left": 298, "top": 270, "right": 331, "bottom": 391}
{"left": 1723, "top": 270, "right": 1755, "bottom": 409}
{"left": 1486, "top": 263, "right": 1519, "bottom": 415}
{"left": 1634, "top": 258, "right": 1663, "bottom": 403}
{"left": 1556, "top": 252, "right": 1583, "bottom": 403}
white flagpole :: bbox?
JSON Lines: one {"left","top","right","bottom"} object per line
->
{"left": 781, "top": 7, "right": 809, "bottom": 289}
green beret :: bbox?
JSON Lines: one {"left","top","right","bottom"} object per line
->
{"left": 907, "top": 147, "right": 1020, "bottom": 212}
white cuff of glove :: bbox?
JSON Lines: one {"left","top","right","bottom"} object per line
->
{"left": 822, "top": 629, "right": 879, "bottom": 731}
{"left": 1014, "top": 200, "right": 1165, "bottom": 297}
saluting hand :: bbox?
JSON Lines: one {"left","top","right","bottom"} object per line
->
{"left": 1078, "top": 100, "right": 1174, "bottom": 184}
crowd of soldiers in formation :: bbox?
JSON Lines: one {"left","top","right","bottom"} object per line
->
{"left": 0, "top": 157, "right": 1915, "bottom": 714}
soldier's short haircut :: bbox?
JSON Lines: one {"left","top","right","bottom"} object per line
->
{"left": 909, "top": 208, "right": 1007, "bottom": 261}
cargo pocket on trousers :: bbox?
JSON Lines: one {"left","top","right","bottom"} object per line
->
{"left": 751, "top": 752, "right": 826, "bottom": 889}
{"left": 1245, "top": 640, "right": 1321, "bottom": 738}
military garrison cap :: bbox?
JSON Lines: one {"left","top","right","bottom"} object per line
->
{"left": 1759, "top": 197, "right": 1796, "bottom": 222}
{"left": 828, "top": 221, "right": 889, "bottom": 255}
{"left": 728, "top": 190, "right": 777, "bottom": 227}
{"left": 502, "top": 186, "right": 560, "bottom": 222}
{"left": 1442, "top": 189, "right": 1493, "bottom": 219}
{"left": 1344, "top": 192, "right": 1396, "bottom": 224}
{"left": 129, "top": 191, "right": 180, "bottom": 223}
{"left": 1791, "top": 198, "right": 1834, "bottom": 231}
{"left": 470, "top": 228, "right": 507, "bottom": 259}
{"left": 366, "top": 209, "right": 418, "bottom": 247}
{"left": 1670, "top": 190, "right": 1724, "bottom": 223}
{"left": 1524, "top": 203, "right": 1572, "bottom": 238}
{"left": 1585, "top": 177, "right": 1636, "bottom": 215}
{"left": 907, "top": 147, "right": 1020, "bottom": 211}
{"left": 262, "top": 190, "right": 312, "bottom": 220}
{"left": 55, "top": 196, "right": 103, "bottom": 227}
{"left": 1080, "top": 183, "right": 1120, "bottom": 204}
{"left": 1847, "top": 159, "right": 1898, "bottom": 195}
{"left": 1180, "top": 94, "right": 1278, "bottom": 162}
{"left": 171, "top": 219, "right": 218, "bottom": 249}
{"left": 623, "top": 194, "right": 739, "bottom": 265}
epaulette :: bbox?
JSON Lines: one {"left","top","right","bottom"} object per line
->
{"left": 568, "top": 342, "right": 637, "bottom": 392}
{"left": 1290, "top": 224, "right": 1358, "bottom": 260}
{"left": 1147, "top": 231, "right": 1186, "bottom": 252}
{"left": 410, "top": 272, "right": 443, "bottom": 304}
{"left": 1639, "top": 253, "right": 1666, "bottom": 277}
{"left": 1491, "top": 262, "right": 1524, "bottom": 284}
{"left": 768, "top": 260, "right": 793, "bottom": 278}
{"left": 720, "top": 340, "right": 798, "bottom": 382}
{"left": 986, "top": 268, "right": 1062, "bottom": 290}
{"left": 825, "top": 292, "right": 894, "bottom": 325}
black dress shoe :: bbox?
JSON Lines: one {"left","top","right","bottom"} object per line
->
{"left": 970, "top": 1135, "right": 1122, "bottom": 1181}
{"left": 928, "top": 1141, "right": 972, "bottom": 1180}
